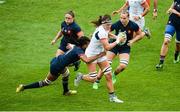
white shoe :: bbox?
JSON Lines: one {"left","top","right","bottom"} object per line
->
{"left": 74, "top": 72, "right": 83, "bottom": 87}
{"left": 109, "top": 96, "right": 124, "bottom": 103}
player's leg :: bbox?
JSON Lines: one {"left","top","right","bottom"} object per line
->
{"left": 140, "top": 18, "right": 151, "bottom": 39}
{"left": 98, "top": 61, "right": 123, "bottom": 103}
{"left": 174, "top": 30, "right": 180, "bottom": 63}
{"left": 93, "top": 51, "right": 116, "bottom": 89}
{"left": 113, "top": 53, "right": 129, "bottom": 84}
{"left": 56, "top": 42, "right": 67, "bottom": 57}
{"left": 74, "top": 62, "right": 97, "bottom": 86}
{"left": 156, "top": 24, "right": 175, "bottom": 69}
{"left": 61, "top": 68, "right": 77, "bottom": 95}
{"left": 16, "top": 72, "right": 58, "bottom": 93}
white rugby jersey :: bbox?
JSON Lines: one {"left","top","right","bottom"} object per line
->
{"left": 85, "top": 25, "right": 108, "bottom": 55}
{"left": 127, "top": 0, "right": 146, "bottom": 16}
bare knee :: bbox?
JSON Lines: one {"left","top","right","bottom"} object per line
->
{"left": 163, "top": 39, "right": 170, "bottom": 46}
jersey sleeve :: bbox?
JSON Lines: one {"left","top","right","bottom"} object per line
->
{"left": 98, "top": 29, "right": 108, "bottom": 40}
{"left": 76, "top": 48, "right": 85, "bottom": 57}
{"left": 132, "top": 22, "right": 140, "bottom": 32}
{"left": 61, "top": 22, "right": 64, "bottom": 29}
{"left": 73, "top": 24, "right": 82, "bottom": 34}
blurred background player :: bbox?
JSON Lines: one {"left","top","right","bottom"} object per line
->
{"left": 93, "top": 10, "right": 144, "bottom": 89}
{"left": 51, "top": 10, "right": 84, "bottom": 71}
{"left": 112, "top": 0, "right": 151, "bottom": 38}
{"left": 156, "top": 0, "right": 180, "bottom": 69}
{"left": 74, "top": 15, "right": 124, "bottom": 103}
{"left": 16, "top": 36, "right": 105, "bottom": 95}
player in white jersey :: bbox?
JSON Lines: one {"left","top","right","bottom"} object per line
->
{"left": 112, "top": 0, "right": 150, "bottom": 38}
{"left": 74, "top": 14, "right": 125, "bottom": 103}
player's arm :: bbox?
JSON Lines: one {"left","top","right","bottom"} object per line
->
{"left": 112, "top": 1, "right": 129, "bottom": 16}
{"left": 167, "top": 2, "right": 180, "bottom": 17}
{"left": 167, "top": 2, "right": 174, "bottom": 14}
{"left": 77, "top": 31, "right": 84, "bottom": 39}
{"left": 153, "top": 0, "right": 158, "bottom": 19}
{"left": 51, "top": 30, "right": 63, "bottom": 45}
{"left": 128, "top": 29, "right": 144, "bottom": 46}
{"left": 108, "top": 32, "right": 117, "bottom": 39}
{"left": 134, "top": 1, "right": 150, "bottom": 21}
{"left": 141, "top": 1, "right": 150, "bottom": 17}
{"left": 100, "top": 38, "right": 118, "bottom": 51}
{"left": 80, "top": 52, "right": 106, "bottom": 63}
{"left": 153, "top": 0, "right": 158, "bottom": 11}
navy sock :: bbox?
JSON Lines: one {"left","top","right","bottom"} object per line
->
{"left": 62, "top": 77, "right": 69, "bottom": 94}
{"left": 24, "top": 80, "right": 49, "bottom": 89}
{"left": 24, "top": 82, "right": 40, "bottom": 89}
{"left": 174, "top": 51, "right": 179, "bottom": 60}
{"left": 160, "top": 55, "right": 165, "bottom": 64}
{"left": 109, "top": 92, "right": 115, "bottom": 98}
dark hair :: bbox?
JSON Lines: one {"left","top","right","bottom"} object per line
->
{"left": 120, "top": 10, "right": 129, "bottom": 17}
{"left": 91, "top": 14, "right": 111, "bottom": 27}
{"left": 77, "top": 36, "right": 90, "bottom": 47}
{"left": 66, "top": 10, "right": 75, "bottom": 18}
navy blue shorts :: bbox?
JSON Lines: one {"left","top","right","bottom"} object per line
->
{"left": 165, "top": 24, "right": 180, "bottom": 43}
{"left": 58, "top": 38, "right": 69, "bottom": 52}
{"left": 109, "top": 38, "right": 130, "bottom": 55}
{"left": 110, "top": 45, "right": 130, "bottom": 55}
{"left": 50, "top": 57, "right": 65, "bottom": 77}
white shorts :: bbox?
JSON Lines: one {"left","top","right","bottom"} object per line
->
{"left": 85, "top": 52, "right": 107, "bottom": 63}
{"left": 130, "top": 15, "right": 145, "bottom": 30}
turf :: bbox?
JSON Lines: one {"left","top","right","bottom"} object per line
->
{"left": 0, "top": 0, "right": 180, "bottom": 111}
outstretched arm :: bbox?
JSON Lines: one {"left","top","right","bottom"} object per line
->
{"left": 80, "top": 52, "right": 106, "bottom": 63}
{"left": 128, "top": 29, "right": 144, "bottom": 46}
{"left": 112, "top": 1, "right": 129, "bottom": 16}
{"left": 51, "top": 30, "right": 63, "bottom": 45}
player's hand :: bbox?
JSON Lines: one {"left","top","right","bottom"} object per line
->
{"left": 153, "top": 11, "right": 157, "bottom": 20}
{"left": 51, "top": 39, "right": 56, "bottom": 45}
{"left": 127, "top": 40, "right": 133, "bottom": 47}
{"left": 66, "top": 43, "right": 75, "bottom": 49}
{"left": 112, "top": 11, "right": 119, "bottom": 16}
{"left": 134, "top": 16, "right": 140, "bottom": 21}
{"left": 167, "top": 8, "right": 172, "bottom": 14}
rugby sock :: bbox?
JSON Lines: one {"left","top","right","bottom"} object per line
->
{"left": 24, "top": 80, "right": 50, "bottom": 89}
{"left": 109, "top": 92, "right": 115, "bottom": 98}
{"left": 159, "top": 55, "right": 165, "bottom": 64}
{"left": 174, "top": 51, "right": 179, "bottom": 60}
{"left": 62, "top": 77, "right": 69, "bottom": 94}
{"left": 95, "top": 77, "right": 102, "bottom": 83}
{"left": 95, "top": 79, "right": 100, "bottom": 83}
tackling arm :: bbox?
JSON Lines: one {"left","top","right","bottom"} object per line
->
{"left": 80, "top": 52, "right": 106, "bottom": 63}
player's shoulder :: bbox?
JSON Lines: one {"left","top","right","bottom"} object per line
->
{"left": 61, "top": 21, "right": 66, "bottom": 26}
{"left": 129, "top": 20, "right": 138, "bottom": 27}
{"left": 71, "top": 22, "right": 80, "bottom": 28}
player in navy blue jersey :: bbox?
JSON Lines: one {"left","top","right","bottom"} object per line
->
{"left": 92, "top": 10, "right": 144, "bottom": 89}
{"left": 16, "top": 36, "right": 105, "bottom": 95}
{"left": 156, "top": 0, "right": 180, "bottom": 69}
{"left": 51, "top": 11, "right": 84, "bottom": 71}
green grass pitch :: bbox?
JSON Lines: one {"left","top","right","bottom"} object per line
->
{"left": 0, "top": 0, "right": 180, "bottom": 111}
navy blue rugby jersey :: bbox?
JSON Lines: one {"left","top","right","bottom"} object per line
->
{"left": 61, "top": 21, "right": 81, "bottom": 44}
{"left": 169, "top": 0, "right": 180, "bottom": 25}
{"left": 111, "top": 20, "right": 140, "bottom": 45}
{"left": 57, "top": 46, "right": 84, "bottom": 67}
